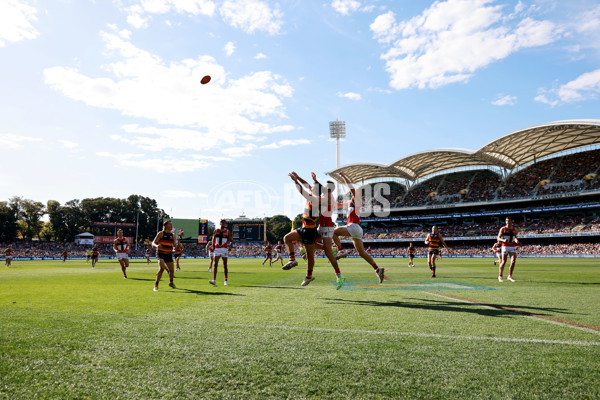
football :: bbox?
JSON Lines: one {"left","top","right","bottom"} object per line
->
{"left": 200, "top": 75, "right": 211, "bottom": 84}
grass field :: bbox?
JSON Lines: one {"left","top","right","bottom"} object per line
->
{"left": 1, "top": 256, "right": 599, "bottom": 399}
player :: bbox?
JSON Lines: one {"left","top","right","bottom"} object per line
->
{"left": 4, "top": 245, "right": 14, "bottom": 267}
{"left": 424, "top": 226, "right": 450, "bottom": 278}
{"left": 86, "top": 249, "right": 91, "bottom": 263}
{"left": 492, "top": 241, "right": 502, "bottom": 266}
{"left": 113, "top": 229, "right": 129, "bottom": 279}
{"left": 281, "top": 171, "right": 322, "bottom": 286}
{"left": 210, "top": 219, "right": 232, "bottom": 286}
{"left": 145, "top": 247, "right": 152, "bottom": 264}
{"left": 497, "top": 217, "right": 519, "bottom": 282}
{"left": 295, "top": 172, "right": 345, "bottom": 289}
{"left": 407, "top": 243, "right": 416, "bottom": 267}
{"left": 262, "top": 242, "right": 273, "bottom": 266}
{"left": 272, "top": 241, "right": 284, "bottom": 267}
{"left": 90, "top": 244, "right": 100, "bottom": 268}
{"left": 152, "top": 220, "right": 177, "bottom": 291}
{"left": 174, "top": 242, "right": 184, "bottom": 271}
{"left": 206, "top": 241, "right": 215, "bottom": 272}
{"left": 62, "top": 249, "right": 68, "bottom": 263}
{"left": 332, "top": 172, "right": 386, "bottom": 283}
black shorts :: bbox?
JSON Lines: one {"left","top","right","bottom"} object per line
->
{"left": 409, "top": 254, "right": 414, "bottom": 259}
{"left": 296, "top": 227, "right": 318, "bottom": 245}
{"left": 158, "top": 252, "right": 174, "bottom": 263}
{"left": 428, "top": 249, "right": 440, "bottom": 256}
{"left": 91, "top": 255, "right": 98, "bottom": 260}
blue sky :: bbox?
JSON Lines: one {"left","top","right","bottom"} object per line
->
{"left": 1, "top": 0, "right": 599, "bottom": 223}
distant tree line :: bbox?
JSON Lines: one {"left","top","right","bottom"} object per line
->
{"left": 0, "top": 195, "right": 169, "bottom": 243}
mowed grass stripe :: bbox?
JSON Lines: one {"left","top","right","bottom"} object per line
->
{"left": 216, "top": 322, "right": 600, "bottom": 347}
{"left": 426, "top": 290, "right": 600, "bottom": 335}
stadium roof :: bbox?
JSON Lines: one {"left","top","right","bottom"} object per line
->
{"left": 327, "top": 119, "right": 600, "bottom": 184}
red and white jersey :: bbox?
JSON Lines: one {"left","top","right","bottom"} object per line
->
{"left": 346, "top": 199, "right": 360, "bottom": 225}
{"left": 213, "top": 228, "right": 229, "bottom": 248}
{"left": 499, "top": 226, "right": 517, "bottom": 247}
{"left": 145, "top": 249, "right": 151, "bottom": 256}
{"left": 5, "top": 248, "right": 13, "bottom": 256}
{"left": 275, "top": 244, "right": 283, "bottom": 253}
{"left": 114, "top": 237, "right": 129, "bottom": 253}
{"left": 319, "top": 197, "right": 335, "bottom": 227}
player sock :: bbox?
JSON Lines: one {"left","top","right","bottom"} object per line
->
{"left": 372, "top": 264, "right": 379, "bottom": 271}
{"left": 289, "top": 252, "right": 295, "bottom": 261}
{"left": 333, "top": 265, "right": 341, "bottom": 274}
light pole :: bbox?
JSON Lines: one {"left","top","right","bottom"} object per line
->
{"left": 329, "top": 119, "right": 346, "bottom": 199}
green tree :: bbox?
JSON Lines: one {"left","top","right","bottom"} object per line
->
{"left": 10, "top": 197, "right": 46, "bottom": 240}
{"left": 266, "top": 215, "right": 292, "bottom": 242}
{"left": 0, "top": 201, "right": 18, "bottom": 242}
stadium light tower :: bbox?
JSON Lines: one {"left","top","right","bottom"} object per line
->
{"left": 329, "top": 119, "right": 346, "bottom": 169}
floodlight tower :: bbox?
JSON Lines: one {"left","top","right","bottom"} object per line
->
{"left": 329, "top": 119, "right": 346, "bottom": 200}
{"left": 329, "top": 119, "right": 346, "bottom": 169}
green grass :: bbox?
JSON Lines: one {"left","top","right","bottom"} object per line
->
{"left": 1, "top": 257, "right": 599, "bottom": 399}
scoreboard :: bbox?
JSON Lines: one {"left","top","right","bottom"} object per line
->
{"left": 228, "top": 220, "right": 264, "bottom": 243}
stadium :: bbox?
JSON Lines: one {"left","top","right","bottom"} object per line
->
{"left": 328, "top": 120, "right": 600, "bottom": 258}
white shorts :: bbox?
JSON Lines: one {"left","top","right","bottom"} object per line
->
{"left": 5, "top": 256, "right": 12, "bottom": 260}
{"left": 209, "top": 252, "right": 215, "bottom": 258}
{"left": 346, "top": 223, "right": 363, "bottom": 240}
{"left": 501, "top": 246, "right": 516, "bottom": 255}
{"left": 214, "top": 247, "right": 228, "bottom": 258}
{"left": 275, "top": 251, "right": 282, "bottom": 258}
{"left": 495, "top": 251, "right": 501, "bottom": 257}
{"left": 318, "top": 226, "right": 335, "bottom": 238}
{"left": 116, "top": 253, "right": 129, "bottom": 260}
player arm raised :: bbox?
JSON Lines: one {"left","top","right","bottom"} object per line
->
{"left": 338, "top": 171, "right": 356, "bottom": 202}
{"left": 289, "top": 171, "right": 320, "bottom": 203}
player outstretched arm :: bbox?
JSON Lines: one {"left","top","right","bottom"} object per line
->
{"left": 338, "top": 171, "right": 356, "bottom": 201}
{"left": 289, "top": 172, "right": 320, "bottom": 203}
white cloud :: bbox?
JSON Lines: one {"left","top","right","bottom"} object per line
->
{"left": 124, "top": 0, "right": 216, "bottom": 28}
{"left": 492, "top": 94, "right": 516, "bottom": 106}
{"left": 337, "top": 91, "right": 361, "bottom": 100}
{"left": 535, "top": 69, "right": 600, "bottom": 106}
{"left": 58, "top": 139, "right": 80, "bottom": 150}
{"left": 370, "top": 0, "right": 562, "bottom": 90}
{"left": 219, "top": 0, "right": 283, "bottom": 35}
{"left": 97, "top": 152, "right": 210, "bottom": 173}
{"left": 0, "top": 133, "right": 41, "bottom": 148}
{"left": 224, "top": 41, "right": 235, "bottom": 56}
{"left": 576, "top": 5, "right": 600, "bottom": 34}
{"left": 331, "top": 0, "right": 361, "bottom": 15}
{"left": 44, "top": 31, "right": 295, "bottom": 158}
{"left": 0, "top": 0, "right": 39, "bottom": 47}
{"left": 222, "top": 138, "right": 310, "bottom": 157}
{"left": 254, "top": 52, "right": 267, "bottom": 59}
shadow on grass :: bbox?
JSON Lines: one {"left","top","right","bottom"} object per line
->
{"left": 321, "top": 297, "right": 574, "bottom": 317}
{"left": 171, "top": 288, "right": 245, "bottom": 296}
{"left": 240, "top": 285, "right": 303, "bottom": 290}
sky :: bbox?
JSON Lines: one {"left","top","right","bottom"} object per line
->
{"left": 1, "top": 0, "right": 600, "bottom": 224}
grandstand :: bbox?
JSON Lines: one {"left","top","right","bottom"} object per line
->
{"left": 327, "top": 120, "right": 600, "bottom": 256}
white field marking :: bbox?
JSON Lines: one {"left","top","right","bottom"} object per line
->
{"left": 425, "top": 291, "right": 600, "bottom": 336}
{"left": 220, "top": 323, "right": 600, "bottom": 347}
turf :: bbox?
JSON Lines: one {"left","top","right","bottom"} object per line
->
{"left": 1, "top": 257, "right": 599, "bottom": 399}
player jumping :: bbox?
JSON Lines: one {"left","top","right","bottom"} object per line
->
{"left": 333, "top": 172, "right": 386, "bottom": 283}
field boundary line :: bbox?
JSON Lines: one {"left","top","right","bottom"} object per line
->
{"left": 425, "top": 290, "right": 600, "bottom": 335}
{"left": 220, "top": 323, "right": 600, "bottom": 347}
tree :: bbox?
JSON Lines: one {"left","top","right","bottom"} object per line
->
{"left": 266, "top": 215, "right": 292, "bottom": 242}
{"left": 0, "top": 201, "right": 18, "bottom": 242}
{"left": 10, "top": 197, "right": 46, "bottom": 240}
